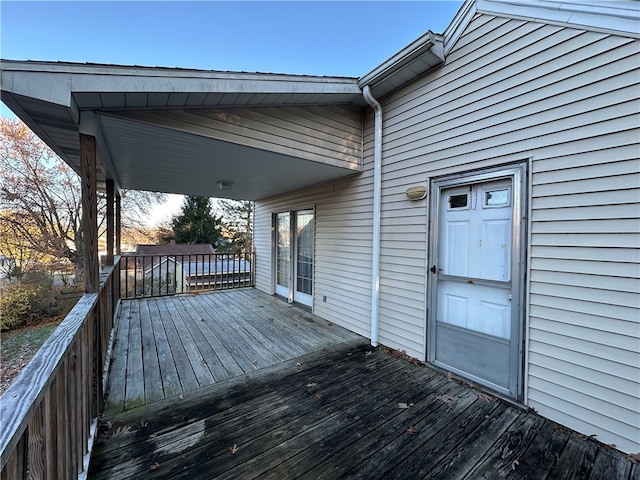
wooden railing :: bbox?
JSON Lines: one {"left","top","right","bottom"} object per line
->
{"left": 0, "top": 257, "right": 120, "bottom": 479}
{"left": 120, "top": 250, "right": 255, "bottom": 299}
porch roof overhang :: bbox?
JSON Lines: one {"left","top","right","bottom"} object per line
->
{"left": 0, "top": 61, "right": 369, "bottom": 200}
{"left": 0, "top": 33, "right": 445, "bottom": 201}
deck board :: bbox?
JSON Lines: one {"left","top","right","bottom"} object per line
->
{"left": 103, "top": 289, "right": 361, "bottom": 416}
{"left": 138, "top": 299, "right": 164, "bottom": 405}
{"left": 93, "top": 289, "right": 636, "bottom": 479}
{"left": 146, "top": 299, "right": 182, "bottom": 399}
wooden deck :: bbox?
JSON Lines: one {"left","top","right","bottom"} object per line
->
{"left": 103, "top": 289, "right": 359, "bottom": 414}
{"left": 90, "top": 289, "right": 638, "bottom": 479}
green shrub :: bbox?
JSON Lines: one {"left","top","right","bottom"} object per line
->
{"left": 0, "top": 285, "right": 34, "bottom": 330}
{"left": 0, "top": 277, "right": 64, "bottom": 331}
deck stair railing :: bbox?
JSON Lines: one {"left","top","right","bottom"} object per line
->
{"left": 0, "top": 258, "right": 120, "bottom": 479}
{"left": 120, "top": 250, "right": 255, "bottom": 299}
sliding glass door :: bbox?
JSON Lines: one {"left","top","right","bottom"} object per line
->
{"left": 274, "top": 209, "right": 314, "bottom": 307}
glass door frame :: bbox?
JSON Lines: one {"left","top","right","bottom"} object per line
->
{"left": 273, "top": 207, "right": 315, "bottom": 308}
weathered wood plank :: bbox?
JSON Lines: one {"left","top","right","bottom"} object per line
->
{"left": 171, "top": 295, "right": 243, "bottom": 380}
{"left": 106, "top": 179, "right": 114, "bottom": 266}
{"left": 56, "top": 361, "right": 70, "bottom": 479}
{"left": 590, "top": 446, "right": 634, "bottom": 480}
{"left": 0, "top": 293, "right": 98, "bottom": 469}
{"left": 509, "top": 419, "right": 569, "bottom": 478}
{"left": 301, "top": 378, "right": 474, "bottom": 479}
{"left": 404, "top": 401, "right": 511, "bottom": 478}
{"left": 217, "top": 291, "right": 310, "bottom": 358}
{"left": 98, "top": 338, "right": 368, "bottom": 426}
{"left": 139, "top": 299, "right": 164, "bottom": 404}
{"left": 88, "top": 331, "right": 637, "bottom": 480}
{"left": 145, "top": 299, "right": 183, "bottom": 399}
{"left": 232, "top": 366, "right": 451, "bottom": 480}
{"left": 124, "top": 300, "right": 145, "bottom": 410}
{"left": 162, "top": 296, "right": 229, "bottom": 382}
{"left": 461, "top": 411, "right": 547, "bottom": 479}
{"left": 200, "top": 293, "right": 281, "bottom": 367}
{"left": 154, "top": 297, "right": 200, "bottom": 394}
{"left": 228, "top": 296, "right": 310, "bottom": 357}
{"left": 160, "top": 297, "right": 215, "bottom": 387}
{"left": 27, "top": 402, "right": 45, "bottom": 479}
{"left": 180, "top": 295, "right": 257, "bottom": 373}
{"left": 90, "top": 345, "right": 398, "bottom": 478}
{"left": 80, "top": 133, "right": 99, "bottom": 293}
{"left": 340, "top": 382, "right": 478, "bottom": 479}
{"left": 104, "top": 301, "right": 131, "bottom": 414}
{"left": 551, "top": 435, "right": 598, "bottom": 480}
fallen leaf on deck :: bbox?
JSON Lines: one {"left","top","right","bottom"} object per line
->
{"left": 511, "top": 459, "right": 519, "bottom": 470}
{"left": 179, "top": 393, "right": 185, "bottom": 400}
{"left": 150, "top": 462, "right": 160, "bottom": 470}
{"left": 436, "top": 394, "right": 458, "bottom": 404}
{"left": 407, "top": 425, "right": 417, "bottom": 435}
{"left": 111, "top": 426, "right": 131, "bottom": 438}
{"left": 314, "top": 393, "right": 323, "bottom": 399}
{"left": 306, "top": 383, "right": 318, "bottom": 388}
{"left": 230, "top": 444, "right": 239, "bottom": 454}
{"left": 397, "top": 402, "right": 414, "bottom": 409}
{"left": 476, "top": 392, "right": 496, "bottom": 402}
{"left": 365, "top": 351, "right": 373, "bottom": 356}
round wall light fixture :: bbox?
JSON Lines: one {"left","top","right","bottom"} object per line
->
{"left": 405, "top": 185, "right": 427, "bottom": 201}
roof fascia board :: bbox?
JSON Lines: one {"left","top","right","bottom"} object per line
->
{"left": 1, "top": 60, "right": 360, "bottom": 91}
{"left": 476, "top": 0, "right": 640, "bottom": 38}
{"left": 1, "top": 69, "right": 72, "bottom": 106}
{"left": 444, "top": 0, "right": 477, "bottom": 55}
{"left": 358, "top": 31, "right": 443, "bottom": 88}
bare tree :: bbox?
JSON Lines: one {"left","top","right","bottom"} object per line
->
{"left": 0, "top": 118, "right": 166, "bottom": 279}
{"left": 0, "top": 211, "right": 52, "bottom": 280}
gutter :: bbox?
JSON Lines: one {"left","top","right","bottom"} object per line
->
{"left": 362, "top": 85, "right": 382, "bottom": 347}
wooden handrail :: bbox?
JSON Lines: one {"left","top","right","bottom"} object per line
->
{"left": 0, "top": 257, "right": 120, "bottom": 479}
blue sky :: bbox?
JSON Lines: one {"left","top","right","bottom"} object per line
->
{"left": 1, "top": 1, "right": 462, "bottom": 75}
{"left": 1, "top": 1, "right": 463, "bottom": 222}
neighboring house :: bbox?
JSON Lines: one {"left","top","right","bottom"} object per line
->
{"left": 145, "top": 256, "right": 251, "bottom": 294}
{"left": 121, "top": 243, "right": 218, "bottom": 295}
{"left": 2, "top": 0, "right": 638, "bottom": 454}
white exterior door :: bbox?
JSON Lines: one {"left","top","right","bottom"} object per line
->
{"left": 274, "top": 209, "right": 314, "bottom": 307}
{"left": 429, "top": 166, "right": 525, "bottom": 399}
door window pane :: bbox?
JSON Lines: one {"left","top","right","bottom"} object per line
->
{"left": 485, "top": 188, "right": 510, "bottom": 207}
{"left": 276, "top": 213, "right": 290, "bottom": 288}
{"left": 296, "top": 211, "right": 314, "bottom": 295}
{"left": 448, "top": 194, "right": 468, "bottom": 209}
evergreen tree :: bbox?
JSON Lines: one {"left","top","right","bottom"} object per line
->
{"left": 217, "top": 199, "right": 253, "bottom": 253}
{"left": 171, "top": 196, "right": 222, "bottom": 245}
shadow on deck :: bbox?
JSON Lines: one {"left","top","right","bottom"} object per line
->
{"left": 89, "top": 289, "right": 637, "bottom": 479}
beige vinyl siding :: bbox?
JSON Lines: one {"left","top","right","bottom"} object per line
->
{"left": 254, "top": 163, "right": 374, "bottom": 338}
{"left": 114, "top": 105, "right": 362, "bottom": 170}
{"left": 375, "top": 13, "right": 639, "bottom": 452}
